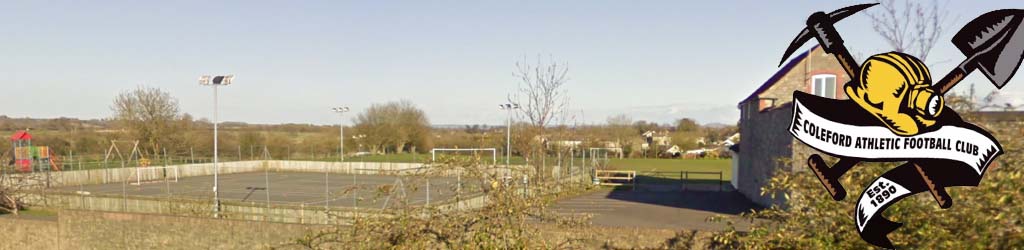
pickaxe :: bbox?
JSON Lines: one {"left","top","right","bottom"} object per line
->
{"left": 779, "top": 5, "right": 1024, "bottom": 207}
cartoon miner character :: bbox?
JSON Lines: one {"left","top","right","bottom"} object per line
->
{"left": 846, "top": 52, "right": 944, "bottom": 136}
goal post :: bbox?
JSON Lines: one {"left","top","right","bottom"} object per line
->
{"left": 585, "top": 147, "right": 621, "bottom": 169}
{"left": 131, "top": 166, "right": 180, "bottom": 185}
{"left": 431, "top": 148, "right": 497, "bottom": 166}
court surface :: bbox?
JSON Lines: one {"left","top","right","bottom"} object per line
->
{"left": 52, "top": 171, "right": 474, "bottom": 209}
{"left": 551, "top": 187, "right": 759, "bottom": 231}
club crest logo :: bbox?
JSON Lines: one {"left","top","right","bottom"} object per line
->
{"left": 780, "top": 3, "right": 1023, "bottom": 248}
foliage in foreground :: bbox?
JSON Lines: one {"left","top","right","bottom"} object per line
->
{"left": 282, "top": 156, "right": 594, "bottom": 249}
{"left": 711, "top": 94, "right": 1024, "bottom": 249}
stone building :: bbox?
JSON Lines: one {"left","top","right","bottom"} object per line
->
{"left": 735, "top": 45, "right": 848, "bottom": 207}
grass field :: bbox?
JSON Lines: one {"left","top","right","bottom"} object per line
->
{"left": 608, "top": 158, "right": 732, "bottom": 181}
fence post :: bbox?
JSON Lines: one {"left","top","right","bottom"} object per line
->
{"left": 353, "top": 169, "right": 358, "bottom": 210}
{"left": 265, "top": 161, "right": 271, "bottom": 221}
{"left": 632, "top": 171, "right": 636, "bottom": 191}
{"left": 683, "top": 171, "right": 688, "bottom": 191}
{"left": 719, "top": 171, "right": 723, "bottom": 192}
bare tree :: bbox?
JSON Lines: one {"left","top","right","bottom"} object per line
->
{"left": 866, "top": 0, "right": 951, "bottom": 62}
{"left": 606, "top": 114, "right": 633, "bottom": 158}
{"left": 509, "top": 55, "right": 571, "bottom": 179}
{"left": 285, "top": 156, "right": 592, "bottom": 249}
{"left": 0, "top": 151, "right": 45, "bottom": 215}
{"left": 0, "top": 174, "right": 39, "bottom": 215}
{"left": 111, "top": 86, "right": 182, "bottom": 157}
{"left": 510, "top": 55, "right": 571, "bottom": 129}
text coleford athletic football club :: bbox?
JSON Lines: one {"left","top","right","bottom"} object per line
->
{"left": 798, "top": 119, "right": 980, "bottom": 156}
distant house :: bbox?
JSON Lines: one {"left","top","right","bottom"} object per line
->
{"left": 664, "top": 145, "right": 682, "bottom": 157}
{"left": 682, "top": 148, "right": 707, "bottom": 159}
{"left": 722, "top": 133, "right": 740, "bottom": 146}
{"left": 641, "top": 131, "right": 671, "bottom": 148}
{"left": 735, "top": 45, "right": 847, "bottom": 207}
{"left": 551, "top": 140, "right": 583, "bottom": 148}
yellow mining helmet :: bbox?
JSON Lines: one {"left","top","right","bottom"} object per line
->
{"left": 845, "top": 52, "right": 943, "bottom": 136}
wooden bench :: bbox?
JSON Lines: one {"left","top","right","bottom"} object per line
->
{"left": 594, "top": 170, "right": 636, "bottom": 188}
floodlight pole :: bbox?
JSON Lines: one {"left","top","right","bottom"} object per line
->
{"left": 333, "top": 107, "right": 349, "bottom": 162}
{"left": 212, "top": 84, "right": 221, "bottom": 216}
{"left": 200, "top": 75, "right": 233, "bottom": 218}
{"left": 330, "top": 107, "right": 349, "bottom": 210}
{"left": 500, "top": 104, "right": 519, "bottom": 167}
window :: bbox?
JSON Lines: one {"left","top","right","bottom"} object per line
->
{"left": 812, "top": 74, "right": 837, "bottom": 98}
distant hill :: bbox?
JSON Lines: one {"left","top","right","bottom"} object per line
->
{"left": 432, "top": 124, "right": 502, "bottom": 130}
{"left": 0, "top": 115, "right": 112, "bottom": 131}
{"left": 702, "top": 122, "right": 735, "bottom": 129}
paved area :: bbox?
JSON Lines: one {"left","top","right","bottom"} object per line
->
{"left": 53, "top": 171, "right": 475, "bottom": 209}
{"left": 552, "top": 186, "right": 759, "bottom": 231}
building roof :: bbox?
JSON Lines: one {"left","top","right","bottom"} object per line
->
{"left": 739, "top": 45, "right": 820, "bottom": 106}
{"left": 10, "top": 130, "right": 31, "bottom": 141}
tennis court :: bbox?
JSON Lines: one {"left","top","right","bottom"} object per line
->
{"left": 52, "top": 171, "right": 475, "bottom": 209}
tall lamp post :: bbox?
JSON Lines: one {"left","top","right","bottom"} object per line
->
{"left": 329, "top": 107, "right": 350, "bottom": 210}
{"left": 331, "top": 107, "right": 350, "bottom": 162}
{"left": 199, "top": 74, "right": 234, "bottom": 217}
{"left": 499, "top": 103, "right": 519, "bottom": 167}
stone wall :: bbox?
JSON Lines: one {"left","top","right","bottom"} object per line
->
{"left": 0, "top": 210, "right": 324, "bottom": 250}
{"left": 737, "top": 103, "right": 795, "bottom": 207}
{"left": 758, "top": 46, "right": 849, "bottom": 105}
{"left": 736, "top": 46, "right": 847, "bottom": 208}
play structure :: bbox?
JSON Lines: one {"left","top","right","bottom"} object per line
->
{"left": 9, "top": 130, "right": 61, "bottom": 172}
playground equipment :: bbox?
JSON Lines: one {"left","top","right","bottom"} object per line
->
{"left": 9, "top": 130, "right": 61, "bottom": 173}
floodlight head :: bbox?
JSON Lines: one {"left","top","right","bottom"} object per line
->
{"left": 332, "top": 107, "right": 350, "bottom": 113}
{"left": 200, "top": 74, "right": 234, "bottom": 85}
{"left": 513, "top": 103, "right": 520, "bottom": 109}
{"left": 214, "top": 75, "right": 234, "bottom": 85}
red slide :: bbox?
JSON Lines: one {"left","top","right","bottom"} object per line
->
{"left": 48, "top": 152, "right": 61, "bottom": 171}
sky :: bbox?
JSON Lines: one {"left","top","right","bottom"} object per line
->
{"left": 2, "top": 1, "right": 1023, "bottom": 126}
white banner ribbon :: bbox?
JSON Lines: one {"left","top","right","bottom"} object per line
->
{"left": 854, "top": 177, "right": 911, "bottom": 231}
{"left": 790, "top": 98, "right": 1000, "bottom": 174}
